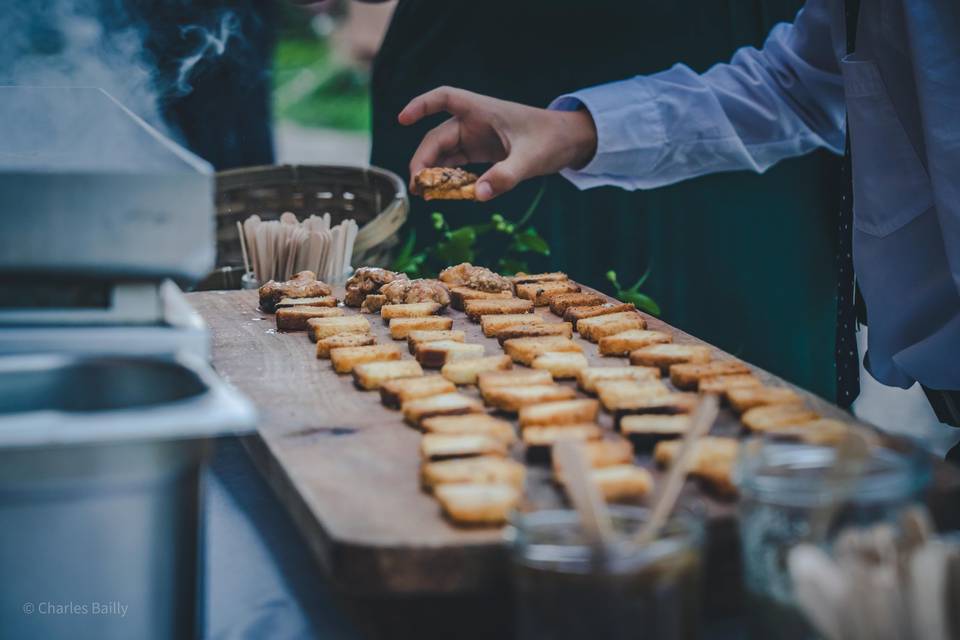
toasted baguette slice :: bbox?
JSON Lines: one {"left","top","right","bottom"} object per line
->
{"left": 389, "top": 316, "right": 453, "bottom": 339}
{"left": 621, "top": 414, "right": 690, "bottom": 448}
{"left": 421, "top": 456, "right": 525, "bottom": 491}
{"left": 548, "top": 292, "right": 607, "bottom": 316}
{"left": 421, "top": 414, "right": 517, "bottom": 444}
{"left": 564, "top": 303, "right": 637, "bottom": 330}
{"left": 522, "top": 424, "right": 603, "bottom": 448}
{"left": 416, "top": 341, "right": 485, "bottom": 368}
{"left": 741, "top": 404, "right": 818, "bottom": 432}
{"left": 599, "top": 329, "right": 672, "bottom": 356}
{"left": 402, "top": 393, "right": 484, "bottom": 427}
{"left": 408, "top": 329, "right": 466, "bottom": 354}
{"left": 477, "top": 369, "right": 553, "bottom": 397}
{"left": 495, "top": 322, "right": 573, "bottom": 344}
{"left": 629, "top": 343, "right": 712, "bottom": 372}
{"left": 612, "top": 392, "right": 698, "bottom": 418}
{"left": 464, "top": 297, "right": 534, "bottom": 320}
{"left": 577, "top": 312, "right": 647, "bottom": 342}
{"left": 435, "top": 483, "right": 520, "bottom": 526}
{"left": 329, "top": 344, "right": 401, "bottom": 374}
{"left": 420, "top": 433, "right": 507, "bottom": 461}
{"left": 316, "top": 333, "right": 376, "bottom": 358}
{"left": 380, "top": 375, "right": 456, "bottom": 408}
{"left": 590, "top": 465, "right": 654, "bottom": 501}
{"left": 276, "top": 296, "right": 338, "bottom": 309}
{"left": 483, "top": 384, "right": 577, "bottom": 413}
{"left": 577, "top": 366, "right": 661, "bottom": 394}
{"left": 360, "top": 294, "right": 387, "bottom": 314}
{"left": 552, "top": 438, "right": 635, "bottom": 480}
{"left": 669, "top": 361, "right": 752, "bottom": 390}
{"left": 276, "top": 305, "right": 344, "bottom": 331}
{"left": 450, "top": 287, "right": 514, "bottom": 311}
{"left": 518, "top": 398, "right": 600, "bottom": 427}
{"left": 442, "top": 355, "right": 511, "bottom": 385}
{"left": 531, "top": 351, "right": 590, "bottom": 379}
{"left": 767, "top": 418, "right": 851, "bottom": 446}
{"left": 654, "top": 437, "right": 739, "bottom": 498}
{"left": 727, "top": 386, "right": 804, "bottom": 413}
{"left": 381, "top": 302, "right": 443, "bottom": 319}
{"left": 515, "top": 280, "right": 581, "bottom": 306}
{"left": 353, "top": 360, "right": 423, "bottom": 390}
{"left": 699, "top": 374, "right": 762, "bottom": 395}
{"left": 595, "top": 380, "right": 670, "bottom": 412}
{"left": 308, "top": 315, "right": 371, "bottom": 342}
{"left": 503, "top": 336, "right": 583, "bottom": 366}
{"left": 510, "top": 272, "right": 568, "bottom": 285}
{"left": 480, "top": 313, "right": 543, "bottom": 337}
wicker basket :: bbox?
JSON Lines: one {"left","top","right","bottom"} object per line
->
{"left": 205, "top": 164, "right": 408, "bottom": 288}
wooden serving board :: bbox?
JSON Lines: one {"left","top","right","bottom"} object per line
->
{"left": 187, "top": 287, "right": 960, "bottom": 603}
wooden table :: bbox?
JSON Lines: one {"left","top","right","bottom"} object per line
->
{"left": 188, "top": 288, "right": 960, "bottom": 635}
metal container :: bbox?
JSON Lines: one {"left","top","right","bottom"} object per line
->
{"left": 0, "top": 354, "right": 255, "bottom": 640}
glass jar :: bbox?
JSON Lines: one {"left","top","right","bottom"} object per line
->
{"left": 506, "top": 507, "right": 703, "bottom": 640}
{"left": 735, "top": 438, "right": 931, "bottom": 640}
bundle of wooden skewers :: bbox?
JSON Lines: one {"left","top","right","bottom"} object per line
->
{"left": 238, "top": 212, "right": 358, "bottom": 285}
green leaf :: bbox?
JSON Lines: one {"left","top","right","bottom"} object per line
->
{"left": 605, "top": 270, "right": 618, "bottom": 286}
{"left": 433, "top": 226, "right": 476, "bottom": 264}
{"left": 510, "top": 227, "right": 550, "bottom": 255}
{"left": 620, "top": 291, "right": 661, "bottom": 316}
{"left": 629, "top": 266, "right": 652, "bottom": 290}
{"left": 431, "top": 212, "right": 446, "bottom": 230}
{"left": 515, "top": 180, "right": 546, "bottom": 227}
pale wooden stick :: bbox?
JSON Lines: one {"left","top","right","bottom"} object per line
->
{"left": 237, "top": 221, "right": 252, "bottom": 276}
{"left": 553, "top": 439, "right": 613, "bottom": 548}
{"left": 634, "top": 393, "right": 719, "bottom": 546}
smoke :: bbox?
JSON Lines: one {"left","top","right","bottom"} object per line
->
{"left": 175, "top": 11, "right": 240, "bottom": 97}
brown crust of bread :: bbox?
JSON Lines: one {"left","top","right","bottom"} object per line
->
{"left": 380, "top": 375, "right": 456, "bottom": 408}
{"left": 515, "top": 281, "right": 581, "bottom": 306}
{"left": 463, "top": 297, "right": 533, "bottom": 319}
{"left": 316, "top": 333, "right": 376, "bottom": 359}
{"left": 389, "top": 316, "right": 454, "bottom": 340}
{"left": 275, "top": 305, "right": 344, "bottom": 331}
{"left": 495, "top": 322, "right": 573, "bottom": 344}
{"left": 669, "top": 361, "right": 752, "bottom": 390}
{"left": 548, "top": 292, "right": 607, "bottom": 316}
{"left": 449, "top": 287, "right": 514, "bottom": 311}
{"left": 563, "top": 302, "right": 636, "bottom": 329}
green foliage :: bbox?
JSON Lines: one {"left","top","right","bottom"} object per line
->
{"left": 606, "top": 268, "right": 662, "bottom": 316}
{"left": 391, "top": 183, "right": 550, "bottom": 277}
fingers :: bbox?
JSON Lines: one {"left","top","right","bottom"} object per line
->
{"left": 475, "top": 152, "right": 533, "bottom": 202}
{"left": 398, "top": 86, "right": 473, "bottom": 125}
{"left": 408, "top": 118, "right": 462, "bottom": 190}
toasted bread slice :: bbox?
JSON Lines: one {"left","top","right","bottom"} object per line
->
{"left": 414, "top": 167, "right": 478, "bottom": 200}
{"left": 464, "top": 297, "right": 534, "bottom": 320}
{"left": 767, "top": 418, "right": 851, "bottom": 446}
{"left": 564, "top": 303, "right": 636, "bottom": 329}
{"left": 577, "top": 366, "right": 661, "bottom": 394}
{"left": 420, "top": 433, "right": 507, "bottom": 461}
{"left": 699, "top": 374, "right": 762, "bottom": 395}
{"left": 727, "top": 386, "right": 804, "bottom": 413}
{"left": 329, "top": 344, "right": 402, "bottom": 374}
{"left": 441, "top": 355, "right": 512, "bottom": 385}
{"left": 669, "top": 361, "right": 751, "bottom": 390}
{"left": 589, "top": 465, "right": 654, "bottom": 501}
{"left": 522, "top": 424, "right": 603, "bottom": 448}
{"left": 531, "top": 351, "right": 590, "bottom": 379}
{"left": 599, "top": 329, "right": 672, "bottom": 356}
{"left": 421, "top": 414, "right": 517, "bottom": 443}
{"left": 552, "top": 438, "right": 635, "bottom": 480}
{"left": 389, "top": 316, "right": 453, "bottom": 339}
{"left": 611, "top": 393, "right": 699, "bottom": 424}
{"left": 503, "top": 336, "right": 583, "bottom": 366}
{"left": 316, "top": 333, "right": 376, "bottom": 359}
{"left": 518, "top": 398, "right": 600, "bottom": 427}
{"left": 450, "top": 287, "right": 514, "bottom": 312}
{"left": 510, "top": 272, "right": 568, "bottom": 285}
{"left": 577, "top": 312, "right": 647, "bottom": 342}
{"left": 360, "top": 294, "right": 387, "bottom": 314}
{"left": 416, "top": 341, "right": 485, "bottom": 368}
{"left": 515, "top": 280, "right": 581, "bottom": 306}
{"left": 435, "top": 483, "right": 520, "bottom": 526}
{"left": 483, "top": 384, "right": 577, "bottom": 413}
{"left": 308, "top": 315, "right": 371, "bottom": 342}
{"left": 276, "top": 296, "right": 338, "bottom": 309}
{"left": 621, "top": 414, "right": 690, "bottom": 448}
{"left": 480, "top": 313, "right": 543, "bottom": 337}
{"left": 381, "top": 301, "right": 443, "bottom": 319}
{"left": 548, "top": 292, "right": 607, "bottom": 316}
{"left": 629, "top": 343, "right": 712, "bottom": 372}
{"left": 353, "top": 359, "right": 423, "bottom": 390}
{"left": 276, "top": 304, "right": 343, "bottom": 332}
{"left": 380, "top": 375, "right": 456, "bottom": 408}
{"left": 421, "top": 456, "right": 525, "bottom": 491}
{"left": 654, "top": 437, "right": 739, "bottom": 497}
{"left": 408, "top": 329, "right": 466, "bottom": 354}
{"left": 595, "top": 379, "right": 670, "bottom": 412}
{"left": 741, "top": 404, "right": 818, "bottom": 432}
{"left": 402, "top": 393, "right": 484, "bottom": 427}
{"left": 477, "top": 369, "right": 553, "bottom": 397}
{"left": 495, "top": 322, "right": 573, "bottom": 344}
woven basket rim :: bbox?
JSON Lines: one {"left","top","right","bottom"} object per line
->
{"left": 216, "top": 163, "right": 408, "bottom": 201}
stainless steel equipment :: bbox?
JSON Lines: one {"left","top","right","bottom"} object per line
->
{"left": 0, "top": 87, "right": 255, "bottom": 640}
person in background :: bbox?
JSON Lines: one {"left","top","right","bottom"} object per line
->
{"left": 399, "top": 1, "right": 960, "bottom": 452}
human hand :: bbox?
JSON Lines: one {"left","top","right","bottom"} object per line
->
{"left": 398, "top": 86, "right": 597, "bottom": 201}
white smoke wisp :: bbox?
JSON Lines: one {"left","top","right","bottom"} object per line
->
{"left": 174, "top": 10, "right": 241, "bottom": 97}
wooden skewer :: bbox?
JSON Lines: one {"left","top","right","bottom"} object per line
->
{"left": 634, "top": 393, "right": 719, "bottom": 547}
{"left": 237, "top": 221, "right": 252, "bottom": 276}
{"left": 553, "top": 439, "right": 613, "bottom": 550}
